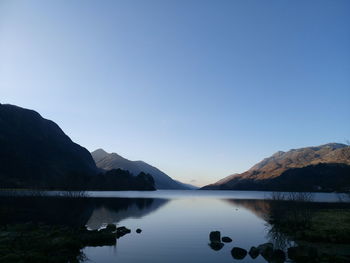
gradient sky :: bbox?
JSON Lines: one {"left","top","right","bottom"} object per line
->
{"left": 1, "top": 0, "right": 349, "bottom": 186}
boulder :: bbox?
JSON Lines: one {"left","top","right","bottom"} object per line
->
{"left": 222, "top": 236, "right": 232, "bottom": 243}
{"left": 136, "top": 228, "right": 142, "bottom": 234}
{"left": 258, "top": 242, "right": 274, "bottom": 261}
{"left": 116, "top": 226, "right": 131, "bottom": 238}
{"left": 105, "top": 224, "right": 116, "bottom": 232}
{"left": 208, "top": 242, "right": 224, "bottom": 251}
{"left": 257, "top": 242, "right": 273, "bottom": 253}
{"left": 209, "top": 231, "right": 221, "bottom": 243}
{"left": 249, "top": 246, "right": 259, "bottom": 259}
{"left": 231, "top": 247, "right": 247, "bottom": 259}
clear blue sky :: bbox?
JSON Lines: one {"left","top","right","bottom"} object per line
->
{"left": 1, "top": 0, "right": 349, "bottom": 186}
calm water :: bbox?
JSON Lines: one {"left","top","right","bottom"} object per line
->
{"left": 82, "top": 190, "right": 347, "bottom": 263}
{"left": 0, "top": 190, "right": 349, "bottom": 262}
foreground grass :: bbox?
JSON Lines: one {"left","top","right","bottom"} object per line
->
{"left": 270, "top": 208, "right": 350, "bottom": 263}
{"left": 300, "top": 209, "right": 350, "bottom": 243}
{"left": 0, "top": 223, "right": 118, "bottom": 263}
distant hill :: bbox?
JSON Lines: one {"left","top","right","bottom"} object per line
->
{"left": 0, "top": 103, "right": 155, "bottom": 191}
{"left": 202, "top": 143, "right": 350, "bottom": 192}
{"left": 91, "top": 149, "right": 191, "bottom": 189}
{"left": 174, "top": 180, "right": 199, "bottom": 190}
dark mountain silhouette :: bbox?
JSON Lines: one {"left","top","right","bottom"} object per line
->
{"left": 0, "top": 103, "right": 98, "bottom": 189}
{"left": 0, "top": 103, "right": 155, "bottom": 190}
{"left": 91, "top": 148, "right": 190, "bottom": 189}
{"left": 202, "top": 143, "right": 350, "bottom": 192}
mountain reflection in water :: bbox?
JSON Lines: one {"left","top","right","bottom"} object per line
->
{"left": 1, "top": 191, "right": 349, "bottom": 263}
{"left": 86, "top": 198, "right": 169, "bottom": 229}
{"left": 0, "top": 196, "right": 168, "bottom": 228}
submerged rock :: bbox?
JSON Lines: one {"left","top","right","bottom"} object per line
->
{"left": 209, "top": 231, "right": 224, "bottom": 251}
{"left": 136, "top": 228, "right": 142, "bottom": 234}
{"left": 209, "top": 231, "right": 221, "bottom": 243}
{"left": 258, "top": 242, "right": 274, "bottom": 261}
{"left": 208, "top": 242, "right": 224, "bottom": 251}
{"left": 249, "top": 246, "right": 259, "bottom": 259}
{"left": 231, "top": 247, "right": 247, "bottom": 259}
{"left": 222, "top": 236, "right": 232, "bottom": 243}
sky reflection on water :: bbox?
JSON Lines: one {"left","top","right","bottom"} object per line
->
{"left": 83, "top": 193, "right": 285, "bottom": 263}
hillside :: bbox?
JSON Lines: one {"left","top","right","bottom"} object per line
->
{"left": 0, "top": 103, "right": 155, "bottom": 191}
{"left": 91, "top": 149, "right": 190, "bottom": 189}
{"left": 202, "top": 143, "right": 350, "bottom": 192}
{"left": 0, "top": 103, "right": 98, "bottom": 189}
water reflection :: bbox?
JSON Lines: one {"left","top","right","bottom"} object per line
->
{"left": 224, "top": 199, "right": 271, "bottom": 221}
{"left": 1, "top": 192, "right": 349, "bottom": 263}
{"left": 0, "top": 196, "right": 168, "bottom": 228}
{"left": 86, "top": 198, "right": 168, "bottom": 230}
{"left": 221, "top": 198, "right": 350, "bottom": 262}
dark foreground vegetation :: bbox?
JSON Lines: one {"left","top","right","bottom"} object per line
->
{"left": 267, "top": 193, "right": 350, "bottom": 263}
{"left": 90, "top": 169, "right": 155, "bottom": 191}
{"left": 207, "top": 193, "right": 350, "bottom": 263}
{"left": 0, "top": 168, "right": 156, "bottom": 191}
{"left": 0, "top": 223, "right": 132, "bottom": 263}
{"left": 0, "top": 195, "right": 151, "bottom": 263}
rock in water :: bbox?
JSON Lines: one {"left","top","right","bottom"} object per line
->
{"left": 222, "top": 236, "right": 232, "bottom": 243}
{"left": 136, "top": 228, "right": 142, "bottom": 234}
{"left": 258, "top": 242, "right": 274, "bottom": 261}
{"left": 105, "top": 224, "right": 116, "bottom": 232}
{"left": 231, "top": 247, "right": 247, "bottom": 259}
{"left": 208, "top": 242, "right": 224, "bottom": 251}
{"left": 208, "top": 231, "right": 224, "bottom": 251}
{"left": 249, "top": 246, "right": 259, "bottom": 259}
{"left": 116, "top": 226, "right": 131, "bottom": 238}
{"left": 257, "top": 242, "right": 273, "bottom": 253}
{"left": 209, "top": 231, "right": 221, "bottom": 243}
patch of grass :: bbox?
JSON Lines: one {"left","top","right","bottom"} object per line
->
{"left": 269, "top": 208, "right": 350, "bottom": 263}
{"left": 300, "top": 209, "right": 350, "bottom": 243}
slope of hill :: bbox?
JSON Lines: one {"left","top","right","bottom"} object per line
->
{"left": 0, "top": 103, "right": 155, "bottom": 191}
{"left": 202, "top": 143, "right": 350, "bottom": 192}
{"left": 0, "top": 103, "right": 98, "bottom": 188}
{"left": 91, "top": 149, "right": 190, "bottom": 189}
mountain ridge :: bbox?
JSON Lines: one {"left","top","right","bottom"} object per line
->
{"left": 0, "top": 103, "right": 155, "bottom": 191}
{"left": 0, "top": 103, "right": 98, "bottom": 188}
{"left": 202, "top": 143, "right": 350, "bottom": 192}
{"left": 91, "top": 149, "right": 190, "bottom": 189}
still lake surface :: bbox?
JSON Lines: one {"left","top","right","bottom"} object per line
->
{"left": 1, "top": 190, "right": 349, "bottom": 262}
{"left": 83, "top": 190, "right": 347, "bottom": 263}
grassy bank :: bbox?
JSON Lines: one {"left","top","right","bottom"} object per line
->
{"left": 0, "top": 223, "right": 120, "bottom": 263}
{"left": 298, "top": 209, "right": 350, "bottom": 243}
{"left": 269, "top": 207, "right": 350, "bottom": 263}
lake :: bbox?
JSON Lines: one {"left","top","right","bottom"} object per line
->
{"left": 0, "top": 190, "right": 349, "bottom": 263}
